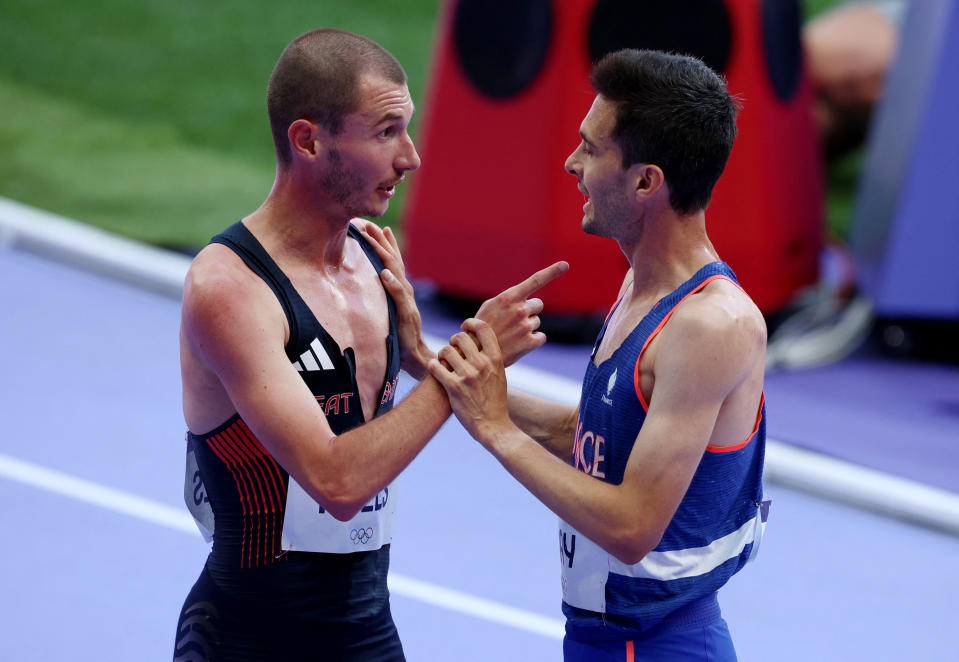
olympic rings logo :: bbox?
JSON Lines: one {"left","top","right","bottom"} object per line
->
{"left": 350, "top": 527, "right": 374, "bottom": 544}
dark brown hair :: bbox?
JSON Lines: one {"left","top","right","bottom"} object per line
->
{"left": 591, "top": 49, "right": 738, "bottom": 214}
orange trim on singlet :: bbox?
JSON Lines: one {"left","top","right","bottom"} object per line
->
{"left": 706, "top": 392, "right": 765, "bottom": 454}
{"left": 632, "top": 275, "right": 736, "bottom": 411}
{"left": 626, "top": 640, "right": 635, "bottom": 662}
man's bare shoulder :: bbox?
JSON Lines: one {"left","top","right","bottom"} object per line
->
{"left": 664, "top": 277, "right": 767, "bottom": 359}
{"left": 185, "top": 244, "right": 261, "bottom": 303}
{"left": 182, "top": 243, "right": 282, "bottom": 339}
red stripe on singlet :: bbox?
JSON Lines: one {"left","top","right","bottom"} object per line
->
{"left": 235, "top": 420, "right": 288, "bottom": 562}
{"left": 219, "top": 429, "right": 278, "bottom": 569}
{"left": 625, "top": 640, "right": 635, "bottom": 662}
{"left": 206, "top": 433, "right": 256, "bottom": 568}
{"left": 236, "top": 420, "right": 286, "bottom": 506}
{"left": 227, "top": 423, "right": 286, "bottom": 564}
{"left": 218, "top": 429, "right": 266, "bottom": 568}
{"left": 225, "top": 427, "right": 276, "bottom": 565}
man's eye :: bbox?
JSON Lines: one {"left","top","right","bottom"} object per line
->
{"left": 378, "top": 127, "right": 393, "bottom": 138}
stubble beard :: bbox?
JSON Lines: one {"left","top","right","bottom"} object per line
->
{"left": 582, "top": 186, "right": 633, "bottom": 240}
{"left": 321, "top": 148, "right": 381, "bottom": 219}
{"left": 582, "top": 215, "right": 609, "bottom": 238}
{"left": 581, "top": 201, "right": 616, "bottom": 239}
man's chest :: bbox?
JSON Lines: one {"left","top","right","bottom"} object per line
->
{"left": 291, "top": 270, "right": 391, "bottom": 415}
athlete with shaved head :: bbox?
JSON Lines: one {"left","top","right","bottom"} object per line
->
{"left": 173, "top": 28, "right": 566, "bottom": 660}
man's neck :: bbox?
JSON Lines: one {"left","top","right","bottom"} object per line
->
{"left": 621, "top": 208, "right": 719, "bottom": 302}
{"left": 245, "top": 182, "right": 354, "bottom": 270}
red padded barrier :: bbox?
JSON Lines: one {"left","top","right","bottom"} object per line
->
{"left": 403, "top": 0, "right": 822, "bottom": 315}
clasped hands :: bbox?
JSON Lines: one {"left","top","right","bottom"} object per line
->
{"left": 429, "top": 261, "right": 569, "bottom": 443}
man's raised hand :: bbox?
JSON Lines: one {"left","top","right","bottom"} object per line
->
{"left": 358, "top": 221, "right": 432, "bottom": 379}
{"left": 475, "top": 261, "right": 569, "bottom": 366}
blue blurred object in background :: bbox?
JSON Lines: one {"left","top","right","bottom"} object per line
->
{"left": 851, "top": 1, "right": 959, "bottom": 338}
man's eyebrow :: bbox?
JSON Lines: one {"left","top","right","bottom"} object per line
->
{"left": 580, "top": 130, "right": 598, "bottom": 148}
{"left": 376, "top": 103, "right": 415, "bottom": 124}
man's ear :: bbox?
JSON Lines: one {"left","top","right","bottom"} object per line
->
{"left": 288, "top": 119, "right": 322, "bottom": 160}
{"left": 628, "top": 163, "right": 666, "bottom": 201}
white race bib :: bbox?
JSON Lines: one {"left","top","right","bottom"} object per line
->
{"left": 559, "top": 519, "right": 609, "bottom": 612}
{"left": 184, "top": 439, "right": 214, "bottom": 542}
{"left": 281, "top": 477, "right": 396, "bottom": 554}
{"left": 559, "top": 500, "right": 770, "bottom": 613}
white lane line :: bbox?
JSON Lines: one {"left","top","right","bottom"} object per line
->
{"left": 0, "top": 453, "right": 198, "bottom": 534}
{"left": 0, "top": 452, "right": 565, "bottom": 640}
{"left": 388, "top": 575, "right": 564, "bottom": 639}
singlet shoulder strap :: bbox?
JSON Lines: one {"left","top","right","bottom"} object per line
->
{"left": 347, "top": 223, "right": 398, "bottom": 337}
{"left": 630, "top": 261, "right": 740, "bottom": 410}
{"left": 209, "top": 221, "right": 304, "bottom": 344}
{"left": 644, "top": 261, "right": 739, "bottom": 327}
{"left": 209, "top": 221, "right": 398, "bottom": 354}
{"left": 347, "top": 223, "right": 383, "bottom": 271}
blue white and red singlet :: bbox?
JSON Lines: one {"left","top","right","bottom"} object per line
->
{"left": 560, "top": 261, "right": 769, "bottom": 662}
{"left": 173, "top": 221, "right": 406, "bottom": 662}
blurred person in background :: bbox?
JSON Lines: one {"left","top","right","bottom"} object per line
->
{"left": 804, "top": 1, "right": 903, "bottom": 159}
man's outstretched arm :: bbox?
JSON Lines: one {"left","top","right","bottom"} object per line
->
{"left": 429, "top": 307, "right": 762, "bottom": 564}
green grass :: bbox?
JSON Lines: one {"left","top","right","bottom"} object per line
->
{"left": 0, "top": 0, "right": 440, "bottom": 249}
{"left": 0, "top": 78, "right": 270, "bottom": 248}
{"left": 1, "top": 0, "right": 853, "bottom": 250}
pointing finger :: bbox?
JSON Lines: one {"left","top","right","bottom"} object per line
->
{"left": 504, "top": 261, "right": 569, "bottom": 300}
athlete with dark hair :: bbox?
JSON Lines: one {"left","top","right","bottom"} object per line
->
{"left": 430, "top": 50, "right": 769, "bottom": 661}
{"left": 173, "top": 28, "right": 566, "bottom": 661}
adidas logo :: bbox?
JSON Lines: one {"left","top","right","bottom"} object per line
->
{"left": 293, "top": 338, "right": 335, "bottom": 372}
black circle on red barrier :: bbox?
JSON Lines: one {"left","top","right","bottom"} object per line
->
{"left": 588, "top": 0, "right": 733, "bottom": 74}
{"left": 761, "top": 0, "right": 802, "bottom": 101}
{"left": 453, "top": 0, "right": 553, "bottom": 99}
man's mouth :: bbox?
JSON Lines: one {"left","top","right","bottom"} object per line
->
{"left": 378, "top": 176, "right": 405, "bottom": 196}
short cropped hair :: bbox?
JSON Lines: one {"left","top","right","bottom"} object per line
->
{"left": 590, "top": 49, "right": 738, "bottom": 214}
{"left": 267, "top": 28, "right": 407, "bottom": 166}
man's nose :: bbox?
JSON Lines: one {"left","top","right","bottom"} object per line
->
{"left": 398, "top": 135, "right": 421, "bottom": 172}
